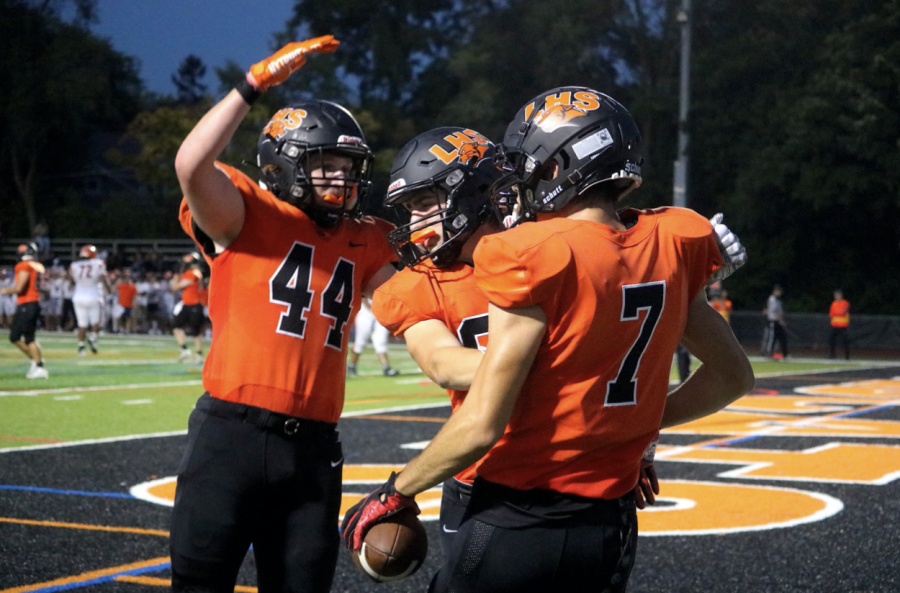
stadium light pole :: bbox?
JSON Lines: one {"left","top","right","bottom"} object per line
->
{"left": 673, "top": 0, "right": 691, "bottom": 208}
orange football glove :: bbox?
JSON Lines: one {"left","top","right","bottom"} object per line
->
{"left": 246, "top": 35, "right": 340, "bottom": 91}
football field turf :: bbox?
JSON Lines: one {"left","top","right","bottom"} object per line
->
{"left": 1, "top": 332, "right": 899, "bottom": 592}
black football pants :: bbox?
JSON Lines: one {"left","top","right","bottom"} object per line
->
{"left": 169, "top": 394, "right": 343, "bottom": 593}
{"left": 430, "top": 492, "right": 637, "bottom": 593}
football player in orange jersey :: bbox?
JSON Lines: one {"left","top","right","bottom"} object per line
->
{"left": 171, "top": 252, "right": 205, "bottom": 364}
{"left": 169, "top": 36, "right": 397, "bottom": 593}
{"left": 346, "top": 123, "right": 748, "bottom": 583}
{"left": 361, "top": 127, "right": 504, "bottom": 567}
{"left": 2, "top": 243, "right": 48, "bottom": 378}
{"left": 343, "top": 87, "right": 754, "bottom": 592}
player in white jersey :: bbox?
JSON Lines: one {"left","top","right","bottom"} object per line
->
{"left": 69, "top": 244, "right": 111, "bottom": 355}
{"left": 347, "top": 298, "right": 400, "bottom": 376}
{"left": 46, "top": 271, "right": 67, "bottom": 331}
{"left": 0, "top": 267, "right": 17, "bottom": 328}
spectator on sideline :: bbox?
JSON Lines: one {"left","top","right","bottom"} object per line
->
{"left": 829, "top": 289, "right": 850, "bottom": 360}
{"left": 33, "top": 220, "right": 50, "bottom": 259}
{"left": 763, "top": 284, "right": 789, "bottom": 360}
{"left": 675, "top": 344, "right": 691, "bottom": 384}
{"left": 712, "top": 289, "right": 733, "bottom": 323}
{"left": 116, "top": 269, "right": 138, "bottom": 334}
{"left": 0, "top": 267, "right": 16, "bottom": 329}
{"left": 347, "top": 298, "right": 400, "bottom": 376}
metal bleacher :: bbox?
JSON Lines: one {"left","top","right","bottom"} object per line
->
{"left": 1, "top": 238, "right": 197, "bottom": 268}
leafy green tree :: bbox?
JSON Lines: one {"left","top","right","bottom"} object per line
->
{"left": 690, "top": 0, "right": 900, "bottom": 312}
{"left": 172, "top": 54, "right": 208, "bottom": 105}
{"left": 0, "top": 0, "right": 141, "bottom": 237}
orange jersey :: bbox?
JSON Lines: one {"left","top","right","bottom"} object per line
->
{"left": 197, "top": 285, "right": 209, "bottom": 308}
{"left": 179, "top": 270, "right": 203, "bottom": 305}
{"left": 473, "top": 207, "right": 722, "bottom": 499}
{"left": 711, "top": 298, "right": 733, "bottom": 322}
{"left": 117, "top": 281, "right": 137, "bottom": 308}
{"left": 829, "top": 299, "right": 850, "bottom": 327}
{"left": 179, "top": 162, "right": 396, "bottom": 422}
{"left": 373, "top": 259, "right": 489, "bottom": 484}
{"left": 13, "top": 261, "right": 44, "bottom": 304}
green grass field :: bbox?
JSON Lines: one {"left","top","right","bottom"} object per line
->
{"left": 0, "top": 331, "right": 875, "bottom": 450}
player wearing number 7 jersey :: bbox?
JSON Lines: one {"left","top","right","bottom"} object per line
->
{"left": 345, "top": 87, "right": 754, "bottom": 593}
{"left": 171, "top": 36, "right": 396, "bottom": 593}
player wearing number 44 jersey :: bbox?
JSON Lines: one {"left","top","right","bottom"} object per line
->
{"left": 171, "top": 35, "right": 396, "bottom": 593}
{"left": 343, "top": 87, "right": 754, "bottom": 593}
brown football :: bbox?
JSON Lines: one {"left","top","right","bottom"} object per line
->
{"left": 352, "top": 507, "right": 428, "bottom": 583}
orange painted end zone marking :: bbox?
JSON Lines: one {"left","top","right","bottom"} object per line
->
{"left": 0, "top": 557, "right": 170, "bottom": 593}
{"left": 0, "top": 516, "right": 168, "bottom": 537}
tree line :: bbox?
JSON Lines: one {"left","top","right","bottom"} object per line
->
{"left": 1, "top": 0, "right": 898, "bottom": 313}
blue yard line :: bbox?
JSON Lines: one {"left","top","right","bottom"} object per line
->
{"left": 27, "top": 560, "right": 171, "bottom": 593}
{"left": 0, "top": 485, "right": 134, "bottom": 499}
{"left": 833, "top": 403, "right": 898, "bottom": 418}
{"left": 698, "top": 402, "right": 899, "bottom": 449}
{"left": 701, "top": 434, "right": 763, "bottom": 447}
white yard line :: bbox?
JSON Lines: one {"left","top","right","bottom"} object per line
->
{"left": 0, "top": 380, "right": 202, "bottom": 397}
{"left": 0, "top": 401, "right": 453, "bottom": 454}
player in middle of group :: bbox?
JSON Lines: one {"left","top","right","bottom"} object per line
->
{"left": 69, "top": 244, "right": 111, "bottom": 355}
{"left": 366, "top": 124, "right": 747, "bottom": 566}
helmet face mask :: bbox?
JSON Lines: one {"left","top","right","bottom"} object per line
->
{"left": 257, "top": 101, "right": 373, "bottom": 229}
{"left": 385, "top": 127, "right": 500, "bottom": 267}
{"left": 492, "top": 87, "right": 643, "bottom": 224}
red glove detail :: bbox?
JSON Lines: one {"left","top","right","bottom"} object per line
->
{"left": 634, "top": 430, "right": 660, "bottom": 510}
{"left": 246, "top": 35, "right": 340, "bottom": 91}
{"left": 341, "top": 472, "right": 419, "bottom": 551}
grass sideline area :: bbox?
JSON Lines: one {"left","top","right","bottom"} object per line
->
{"left": 0, "top": 331, "right": 889, "bottom": 451}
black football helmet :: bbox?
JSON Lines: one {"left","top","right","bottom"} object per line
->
{"left": 257, "top": 100, "right": 373, "bottom": 228}
{"left": 17, "top": 243, "right": 37, "bottom": 261}
{"left": 384, "top": 127, "right": 500, "bottom": 267}
{"left": 492, "top": 86, "right": 643, "bottom": 225}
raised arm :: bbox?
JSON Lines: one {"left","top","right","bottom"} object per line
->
{"left": 173, "top": 36, "right": 340, "bottom": 249}
{"left": 174, "top": 92, "right": 250, "bottom": 247}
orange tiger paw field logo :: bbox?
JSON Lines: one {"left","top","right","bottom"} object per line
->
{"left": 130, "top": 378, "right": 900, "bottom": 536}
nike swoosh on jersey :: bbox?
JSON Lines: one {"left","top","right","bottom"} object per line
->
{"left": 331, "top": 458, "right": 343, "bottom": 467}
{"left": 442, "top": 525, "right": 458, "bottom": 533}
